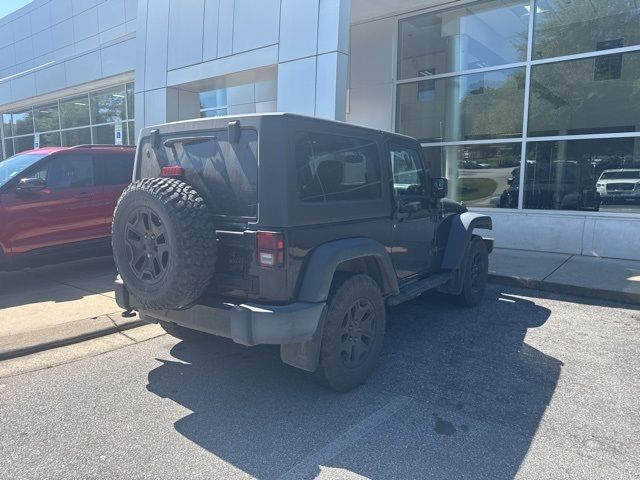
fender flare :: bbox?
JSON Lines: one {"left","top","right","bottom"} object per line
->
{"left": 296, "top": 237, "right": 399, "bottom": 303}
{"left": 281, "top": 237, "right": 398, "bottom": 372}
{"left": 440, "top": 212, "right": 492, "bottom": 271}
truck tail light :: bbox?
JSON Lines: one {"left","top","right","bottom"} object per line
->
{"left": 161, "top": 166, "right": 185, "bottom": 177}
{"left": 257, "top": 231, "right": 284, "bottom": 268}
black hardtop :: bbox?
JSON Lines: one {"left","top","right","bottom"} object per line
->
{"left": 138, "top": 112, "right": 417, "bottom": 146}
{"left": 136, "top": 113, "right": 421, "bottom": 227}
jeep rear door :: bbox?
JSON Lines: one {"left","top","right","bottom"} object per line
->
{"left": 389, "top": 144, "right": 438, "bottom": 279}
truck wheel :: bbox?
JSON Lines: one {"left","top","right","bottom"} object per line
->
{"left": 112, "top": 177, "right": 216, "bottom": 310}
{"left": 159, "top": 321, "right": 211, "bottom": 342}
{"left": 454, "top": 236, "right": 488, "bottom": 307}
{"left": 315, "top": 274, "right": 386, "bottom": 392}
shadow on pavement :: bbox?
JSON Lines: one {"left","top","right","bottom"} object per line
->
{"left": 0, "top": 255, "right": 116, "bottom": 310}
{"left": 146, "top": 286, "right": 561, "bottom": 479}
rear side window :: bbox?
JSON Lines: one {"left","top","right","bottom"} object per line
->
{"left": 296, "top": 132, "right": 382, "bottom": 203}
{"left": 98, "top": 154, "right": 134, "bottom": 185}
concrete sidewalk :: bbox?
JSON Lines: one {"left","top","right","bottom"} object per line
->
{"left": 0, "top": 256, "right": 143, "bottom": 360}
{"left": 489, "top": 248, "right": 640, "bottom": 305}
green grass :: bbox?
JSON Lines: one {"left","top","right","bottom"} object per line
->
{"left": 458, "top": 178, "right": 498, "bottom": 202}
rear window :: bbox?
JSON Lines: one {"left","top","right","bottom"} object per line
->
{"left": 296, "top": 132, "right": 382, "bottom": 203}
{"left": 141, "top": 129, "right": 258, "bottom": 219}
{"left": 98, "top": 154, "right": 134, "bottom": 185}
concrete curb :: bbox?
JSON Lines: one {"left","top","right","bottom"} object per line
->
{"left": 0, "top": 313, "right": 145, "bottom": 361}
{"left": 489, "top": 274, "right": 640, "bottom": 307}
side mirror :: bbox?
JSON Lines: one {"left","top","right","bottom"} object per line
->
{"left": 17, "top": 177, "right": 46, "bottom": 192}
{"left": 507, "top": 176, "right": 514, "bottom": 186}
{"left": 431, "top": 177, "right": 448, "bottom": 199}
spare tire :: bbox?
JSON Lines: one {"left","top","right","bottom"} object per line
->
{"left": 112, "top": 177, "right": 216, "bottom": 310}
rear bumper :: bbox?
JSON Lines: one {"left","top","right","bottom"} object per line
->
{"left": 114, "top": 276, "right": 326, "bottom": 347}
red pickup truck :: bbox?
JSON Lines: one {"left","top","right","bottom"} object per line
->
{"left": 0, "top": 145, "right": 135, "bottom": 269}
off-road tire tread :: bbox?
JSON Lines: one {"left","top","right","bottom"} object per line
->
{"left": 112, "top": 177, "right": 216, "bottom": 310}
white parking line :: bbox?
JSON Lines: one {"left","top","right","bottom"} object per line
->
{"left": 277, "top": 395, "right": 414, "bottom": 480}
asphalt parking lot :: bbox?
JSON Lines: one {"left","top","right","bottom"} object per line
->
{"left": 1, "top": 269, "right": 639, "bottom": 479}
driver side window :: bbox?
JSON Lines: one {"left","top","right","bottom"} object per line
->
{"left": 390, "top": 147, "right": 426, "bottom": 197}
{"left": 31, "top": 155, "right": 94, "bottom": 190}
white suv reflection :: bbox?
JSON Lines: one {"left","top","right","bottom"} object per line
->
{"left": 596, "top": 169, "right": 640, "bottom": 202}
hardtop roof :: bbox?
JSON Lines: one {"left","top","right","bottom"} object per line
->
{"left": 140, "top": 112, "right": 418, "bottom": 144}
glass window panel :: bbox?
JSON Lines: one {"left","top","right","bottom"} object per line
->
{"left": 424, "top": 143, "right": 522, "bottom": 208}
{"left": 98, "top": 154, "right": 134, "bottom": 186}
{"left": 524, "top": 138, "right": 640, "bottom": 213}
{"left": 528, "top": 52, "right": 640, "bottom": 137}
{"left": 61, "top": 127, "right": 91, "bottom": 147}
{"left": 126, "top": 83, "right": 135, "bottom": 120}
{"left": 60, "top": 95, "right": 90, "bottom": 129}
{"left": 14, "top": 135, "right": 35, "bottom": 153}
{"left": 200, "top": 89, "right": 227, "bottom": 110}
{"left": 533, "top": 0, "right": 640, "bottom": 60}
{"left": 397, "top": 67, "right": 525, "bottom": 142}
{"left": 4, "top": 139, "right": 14, "bottom": 159}
{"left": 201, "top": 108, "right": 228, "bottom": 118}
{"left": 12, "top": 109, "right": 34, "bottom": 136}
{"left": 392, "top": 147, "right": 425, "bottom": 190}
{"left": 39, "top": 132, "right": 62, "bottom": 147}
{"left": 90, "top": 86, "right": 126, "bottom": 124}
{"left": 34, "top": 103, "right": 60, "bottom": 133}
{"left": 92, "top": 124, "right": 116, "bottom": 144}
{"left": 296, "top": 132, "right": 382, "bottom": 203}
{"left": 36, "top": 155, "right": 94, "bottom": 190}
{"left": 3, "top": 113, "right": 13, "bottom": 137}
{"left": 397, "top": 0, "right": 529, "bottom": 80}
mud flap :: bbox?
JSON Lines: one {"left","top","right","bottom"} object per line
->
{"left": 280, "top": 305, "right": 328, "bottom": 372}
{"left": 438, "top": 213, "right": 493, "bottom": 295}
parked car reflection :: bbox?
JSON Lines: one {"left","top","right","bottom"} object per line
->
{"left": 494, "top": 160, "right": 600, "bottom": 211}
{"left": 596, "top": 169, "right": 640, "bottom": 205}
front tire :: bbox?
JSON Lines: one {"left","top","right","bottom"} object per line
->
{"left": 315, "top": 274, "right": 386, "bottom": 392}
{"left": 454, "top": 235, "right": 489, "bottom": 307}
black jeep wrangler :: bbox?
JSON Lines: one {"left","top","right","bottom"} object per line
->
{"left": 112, "top": 113, "right": 492, "bottom": 392}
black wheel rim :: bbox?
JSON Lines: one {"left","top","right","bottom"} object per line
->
{"left": 470, "top": 252, "right": 484, "bottom": 292}
{"left": 340, "top": 298, "right": 376, "bottom": 368}
{"left": 124, "top": 207, "right": 169, "bottom": 283}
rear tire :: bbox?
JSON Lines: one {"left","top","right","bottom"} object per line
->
{"left": 160, "top": 321, "right": 211, "bottom": 342}
{"left": 454, "top": 235, "right": 488, "bottom": 307}
{"left": 315, "top": 274, "right": 386, "bottom": 392}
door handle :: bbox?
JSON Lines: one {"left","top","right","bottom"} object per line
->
{"left": 73, "top": 192, "right": 92, "bottom": 199}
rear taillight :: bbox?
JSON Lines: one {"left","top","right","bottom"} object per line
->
{"left": 161, "top": 166, "right": 185, "bottom": 177}
{"left": 257, "top": 231, "right": 284, "bottom": 268}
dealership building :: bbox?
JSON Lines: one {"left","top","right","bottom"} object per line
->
{"left": 0, "top": 0, "right": 639, "bottom": 260}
